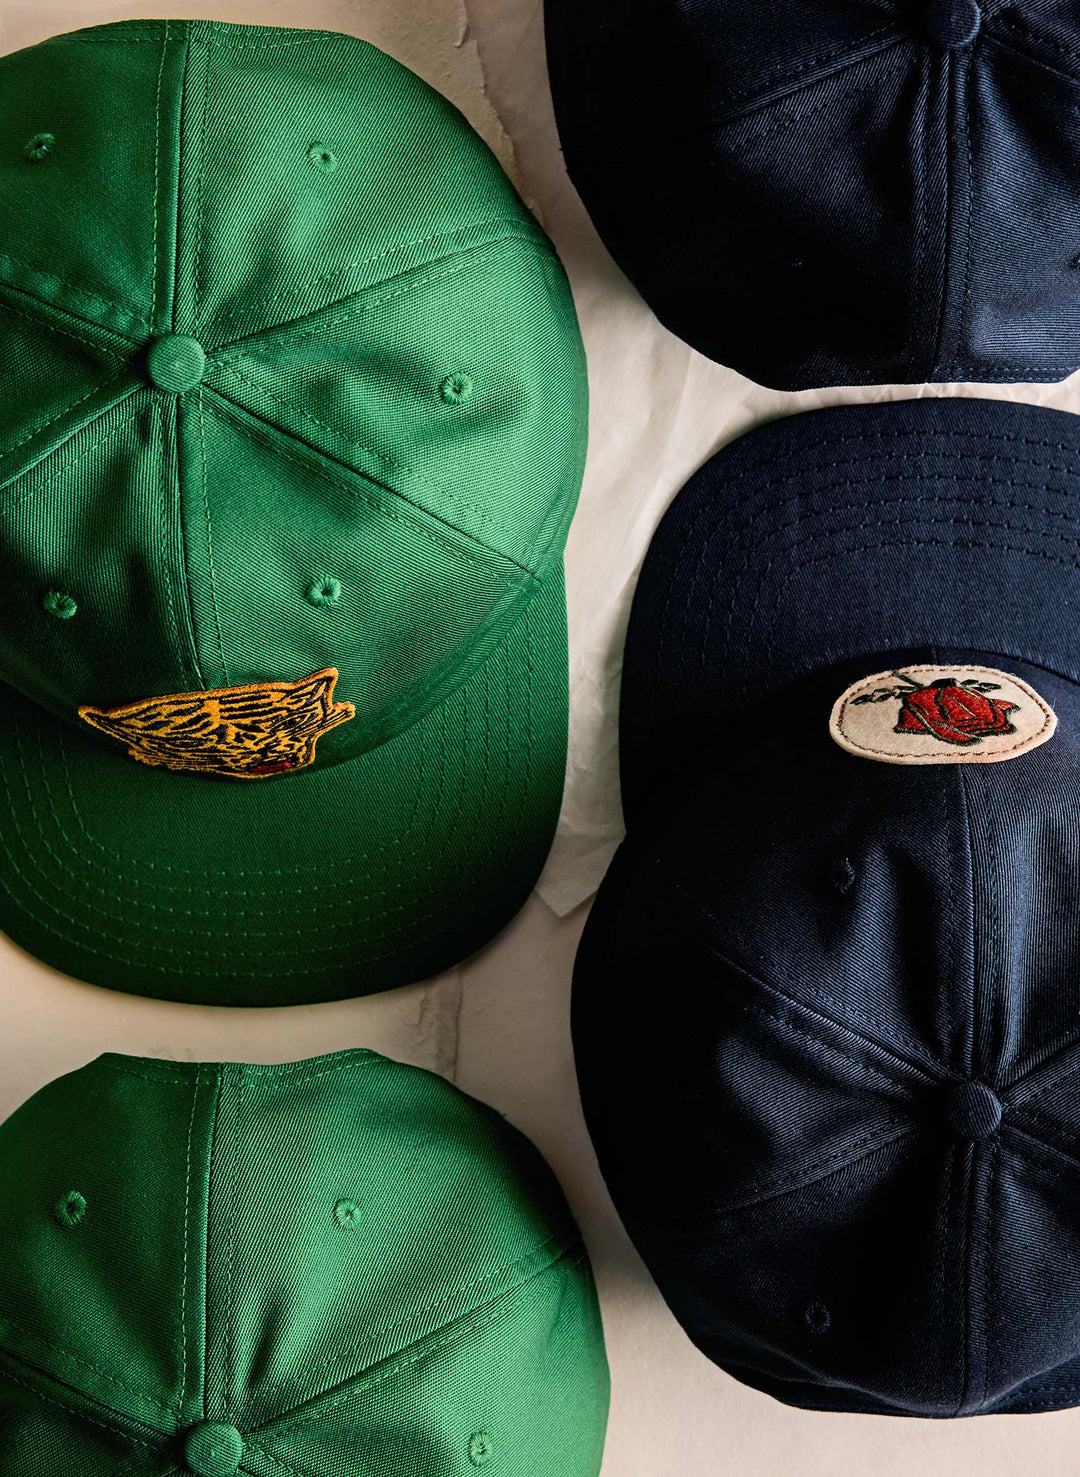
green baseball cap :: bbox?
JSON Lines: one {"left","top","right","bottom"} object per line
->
{"left": 0, "top": 21, "right": 587, "bottom": 1005}
{"left": 0, "top": 1049, "right": 610, "bottom": 1474}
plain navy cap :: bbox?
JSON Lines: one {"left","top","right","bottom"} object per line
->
{"left": 575, "top": 396, "right": 1080, "bottom": 1414}
{"left": 546, "top": 0, "right": 1080, "bottom": 389}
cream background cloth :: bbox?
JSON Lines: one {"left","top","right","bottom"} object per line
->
{"left": 3, "top": 1, "right": 1080, "bottom": 1470}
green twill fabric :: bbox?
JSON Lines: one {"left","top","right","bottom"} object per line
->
{"left": 0, "top": 1051, "right": 611, "bottom": 1474}
{"left": 0, "top": 20, "right": 587, "bottom": 1003}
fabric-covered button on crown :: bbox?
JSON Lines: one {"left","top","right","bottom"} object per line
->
{"left": 945, "top": 1081, "right": 1002, "bottom": 1140}
{"left": 923, "top": 0, "right": 981, "bottom": 47}
{"left": 183, "top": 1422, "right": 245, "bottom": 1477}
{"left": 147, "top": 334, "right": 207, "bottom": 394}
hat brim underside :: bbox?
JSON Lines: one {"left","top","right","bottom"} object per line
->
{"left": 0, "top": 569, "right": 567, "bottom": 1006}
{"left": 620, "top": 396, "right": 1080, "bottom": 827}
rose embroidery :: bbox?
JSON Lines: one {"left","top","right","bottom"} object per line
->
{"left": 852, "top": 671, "right": 1018, "bottom": 747}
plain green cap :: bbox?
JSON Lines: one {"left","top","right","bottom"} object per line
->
{"left": 0, "top": 20, "right": 587, "bottom": 1005}
{"left": 0, "top": 1051, "right": 610, "bottom": 1473}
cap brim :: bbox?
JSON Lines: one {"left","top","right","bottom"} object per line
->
{"left": 0, "top": 570, "right": 568, "bottom": 1006}
{"left": 621, "top": 396, "right": 1080, "bottom": 826}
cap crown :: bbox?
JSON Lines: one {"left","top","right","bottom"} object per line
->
{"left": 547, "top": 0, "right": 1080, "bottom": 388}
{"left": 0, "top": 1051, "right": 609, "bottom": 1472}
{"left": 0, "top": 21, "right": 585, "bottom": 773}
{"left": 576, "top": 659, "right": 1080, "bottom": 1415}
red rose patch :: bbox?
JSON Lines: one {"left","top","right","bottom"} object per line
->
{"left": 891, "top": 678, "right": 1018, "bottom": 746}
{"left": 830, "top": 665, "right": 1056, "bottom": 767}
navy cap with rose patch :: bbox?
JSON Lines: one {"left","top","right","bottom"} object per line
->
{"left": 575, "top": 395, "right": 1080, "bottom": 1415}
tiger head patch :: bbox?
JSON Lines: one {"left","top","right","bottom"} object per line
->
{"left": 79, "top": 668, "right": 355, "bottom": 778}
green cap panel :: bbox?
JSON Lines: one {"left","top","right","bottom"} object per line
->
{"left": 207, "top": 1055, "right": 578, "bottom": 1423}
{"left": 0, "top": 25, "right": 183, "bottom": 333}
{"left": 207, "top": 234, "right": 586, "bottom": 568}
{"left": 0, "top": 395, "right": 198, "bottom": 719}
{"left": 0, "top": 291, "right": 134, "bottom": 473}
{"left": 184, "top": 394, "right": 533, "bottom": 757}
{"left": 0, "top": 1053, "right": 610, "bottom": 1473}
{"left": 0, "top": 1057, "right": 213, "bottom": 1427}
{"left": 186, "top": 23, "right": 538, "bottom": 335}
{"left": 250, "top": 1249, "right": 610, "bottom": 1477}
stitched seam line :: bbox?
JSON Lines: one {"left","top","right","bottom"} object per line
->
{"left": 0, "top": 395, "right": 143, "bottom": 509}
{"left": 1001, "top": 1122, "right": 1080, "bottom": 1177}
{"left": 1007, "top": 1049, "right": 1080, "bottom": 1109}
{"left": 697, "top": 943, "right": 935, "bottom": 1092}
{"left": 957, "top": 47, "right": 976, "bottom": 376}
{"left": 0, "top": 1316, "right": 179, "bottom": 1410}
{"left": 625, "top": 1125, "right": 920, "bottom": 1224}
{"left": 242, "top": 1252, "right": 587, "bottom": 1476}
{"left": 213, "top": 361, "right": 538, "bottom": 575}
{"left": 708, "top": 23, "right": 902, "bottom": 114}
{"left": 252, "top": 1236, "right": 579, "bottom": 1414}
{"left": 227, "top": 232, "right": 548, "bottom": 350}
{"left": 715, "top": 76, "right": 888, "bottom": 155}
{"left": 0, "top": 252, "right": 153, "bottom": 327}
{"left": 691, "top": 929, "right": 945, "bottom": 1072}
{"left": 202, "top": 391, "right": 531, "bottom": 586}
{"left": 150, "top": 28, "right": 167, "bottom": 329}
{"left": 0, "top": 368, "right": 133, "bottom": 468}
{"left": 157, "top": 401, "right": 190, "bottom": 689}
{"left": 210, "top": 217, "right": 545, "bottom": 326}
{"left": 197, "top": 387, "right": 229, "bottom": 682}
{"left": 0, "top": 290, "right": 130, "bottom": 360}
{"left": 179, "top": 1066, "right": 199, "bottom": 1413}
{"left": 212, "top": 361, "right": 533, "bottom": 568}
{"left": 0, "top": 1364, "right": 160, "bottom": 1449}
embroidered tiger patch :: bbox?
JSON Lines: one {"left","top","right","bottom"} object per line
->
{"left": 79, "top": 669, "right": 355, "bottom": 778}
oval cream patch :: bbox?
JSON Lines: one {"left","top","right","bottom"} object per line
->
{"left": 829, "top": 665, "right": 1057, "bottom": 766}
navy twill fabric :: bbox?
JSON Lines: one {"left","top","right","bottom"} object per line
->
{"left": 618, "top": 397, "right": 1080, "bottom": 826}
{"left": 545, "top": 0, "right": 1080, "bottom": 389}
{"left": 574, "top": 397, "right": 1080, "bottom": 1415}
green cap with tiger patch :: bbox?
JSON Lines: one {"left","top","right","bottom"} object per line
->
{"left": 0, "top": 20, "right": 587, "bottom": 1003}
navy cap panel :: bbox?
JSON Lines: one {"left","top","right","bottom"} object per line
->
{"left": 591, "top": 693, "right": 975, "bottom": 1071}
{"left": 961, "top": 44, "right": 1080, "bottom": 381}
{"left": 620, "top": 398, "right": 1080, "bottom": 822}
{"left": 627, "top": 1137, "right": 969, "bottom": 1416}
{"left": 547, "top": 1, "right": 1080, "bottom": 387}
{"left": 694, "top": 46, "right": 942, "bottom": 390}
{"left": 979, "top": 1146, "right": 1080, "bottom": 1412}
{"left": 957, "top": 742, "right": 1080, "bottom": 1090}
{"left": 574, "top": 838, "right": 936, "bottom": 1218}
{"left": 547, "top": 1, "right": 939, "bottom": 389}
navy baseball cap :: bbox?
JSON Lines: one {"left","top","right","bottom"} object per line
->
{"left": 575, "top": 395, "right": 1080, "bottom": 1415}
{"left": 546, "top": 0, "right": 1080, "bottom": 390}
